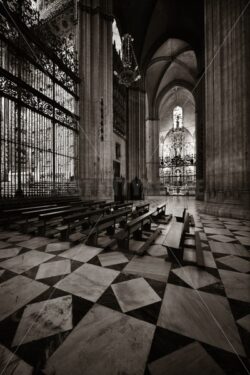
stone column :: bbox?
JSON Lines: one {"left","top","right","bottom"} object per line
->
{"left": 127, "top": 86, "right": 147, "bottom": 186}
{"left": 204, "top": 0, "right": 250, "bottom": 218}
{"left": 145, "top": 118, "right": 161, "bottom": 195}
{"left": 78, "top": 0, "right": 113, "bottom": 200}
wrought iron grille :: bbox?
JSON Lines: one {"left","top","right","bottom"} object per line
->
{"left": 0, "top": 1, "right": 80, "bottom": 198}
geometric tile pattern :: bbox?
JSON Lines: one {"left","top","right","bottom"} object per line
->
{"left": 111, "top": 277, "right": 161, "bottom": 312}
{"left": 148, "top": 342, "right": 225, "bottom": 375}
{"left": 98, "top": 251, "right": 129, "bottom": 267}
{"left": 44, "top": 304, "right": 155, "bottom": 375}
{"left": 0, "top": 343, "right": 33, "bottom": 374}
{"left": 0, "top": 200, "right": 249, "bottom": 375}
{"left": 157, "top": 284, "right": 246, "bottom": 356}
{"left": 12, "top": 295, "right": 73, "bottom": 346}
{"left": 0, "top": 247, "right": 21, "bottom": 259}
{"left": 237, "top": 314, "right": 250, "bottom": 334}
{"left": 0, "top": 275, "right": 49, "bottom": 321}
{"left": 172, "top": 265, "right": 219, "bottom": 289}
{"left": 218, "top": 270, "right": 250, "bottom": 303}
{"left": 123, "top": 255, "right": 171, "bottom": 282}
{"left": 54, "top": 263, "right": 119, "bottom": 302}
{"left": 36, "top": 259, "right": 71, "bottom": 279}
{"left": 217, "top": 255, "right": 250, "bottom": 273}
{"left": 209, "top": 241, "right": 250, "bottom": 257}
{"left": 0, "top": 250, "right": 54, "bottom": 274}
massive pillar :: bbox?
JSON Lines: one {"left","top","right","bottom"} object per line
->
{"left": 78, "top": 0, "right": 113, "bottom": 200}
{"left": 145, "top": 118, "right": 161, "bottom": 195}
{"left": 204, "top": 0, "right": 250, "bottom": 218}
{"left": 127, "top": 86, "right": 147, "bottom": 186}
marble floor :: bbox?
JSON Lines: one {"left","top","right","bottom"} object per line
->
{"left": 0, "top": 196, "right": 249, "bottom": 374}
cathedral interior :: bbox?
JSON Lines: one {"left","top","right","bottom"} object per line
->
{"left": 0, "top": 0, "right": 249, "bottom": 374}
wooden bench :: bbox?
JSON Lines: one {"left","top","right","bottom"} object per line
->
{"left": 83, "top": 209, "right": 131, "bottom": 247}
{"left": 195, "top": 231, "right": 205, "bottom": 267}
{"left": 190, "top": 215, "right": 195, "bottom": 227}
{"left": 20, "top": 205, "right": 72, "bottom": 232}
{"left": 35, "top": 201, "right": 108, "bottom": 236}
{"left": 112, "top": 202, "right": 133, "bottom": 211}
{"left": 175, "top": 208, "right": 186, "bottom": 222}
{"left": 57, "top": 207, "right": 112, "bottom": 240}
{"left": 162, "top": 211, "right": 190, "bottom": 262}
{"left": 136, "top": 229, "right": 162, "bottom": 256}
{"left": 156, "top": 203, "right": 166, "bottom": 216}
{"left": 115, "top": 209, "right": 156, "bottom": 250}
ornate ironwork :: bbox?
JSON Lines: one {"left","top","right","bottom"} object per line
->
{"left": 0, "top": 0, "right": 80, "bottom": 198}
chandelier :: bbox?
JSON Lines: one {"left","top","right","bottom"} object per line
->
{"left": 114, "top": 34, "right": 141, "bottom": 87}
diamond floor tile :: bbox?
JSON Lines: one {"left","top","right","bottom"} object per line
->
{"left": 45, "top": 304, "right": 155, "bottom": 375}
{"left": 204, "top": 228, "right": 232, "bottom": 236}
{"left": 236, "top": 236, "right": 250, "bottom": 246}
{"left": 17, "top": 237, "right": 53, "bottom": 249}
{"left": 217, "top": 255, "right": 250, "bottom": 273}
{"left": 0, "top": 247, "right": 21, "bottom": 260}
{"left": 60, "top": 243, "right": 103, "bottom": 263}
{"left": 218, "top": 269, "right": 250, "bottom": 303}
{"left": 112, "top": 277, "right": 161, "bottom": 312}
{"left": 209, "top": 241, "right": 250, "bottom": 257}
{"left": 12, "top": 295, "right": 73, "bottom": 347}
{"left": 0, "top": 275, "right": 49, "bottom": 321}
{"left": 0, "top": 343, "right": 33, "bottom": 374}
{"left": 157, "top": 284, "right": 245, "bottom": 356}
{"left": 172, "top": 266, "right": 219, "bottom": 289}
{"left": 36, "top": 259, "right": 71, "bottom": 279}
{"left": 147, "top": 245, "right": 167, "bottom": 257}
{"left": 123, "top": 255, "right": 171, "bottom": 282}
{"left": 237, "top": 314, "right": 250, "bottom": 334}
{"left": 148, "top": 342, "right": 225, "bottom": 375}
{"left": 98, "top": 251, "right": 129, "bottom": 267}
{"left": 45, "top": 242, "right": 71, "bottom": 253}
{"left": 208, "top": 235, "right": 235, "bottom": 243}
{"left": 0, "top": 250, "right": 54, "bottom": 274}
{"left": 55, "top": 263, "right": 119, "bottom": 302}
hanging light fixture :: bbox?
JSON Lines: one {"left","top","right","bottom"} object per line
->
{"left": 114, "top": 34, "right": 141, "bottom": 87}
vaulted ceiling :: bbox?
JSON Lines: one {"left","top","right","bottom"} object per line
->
{"left": 145, "top": 38, "right": 197, "bottom": 118}
{"left": 113, "top": 0, "right": 204, "bottom": 69}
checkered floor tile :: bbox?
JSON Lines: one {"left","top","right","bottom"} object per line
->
{"left": 0, "top": 197, "right": 249, "bottom": 374}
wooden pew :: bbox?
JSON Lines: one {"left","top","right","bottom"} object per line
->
{"left": 136, "top": 229, "right": 162, "bottom": 256}
{"left": 20, "top": 205, "right": 73, "bottom": 232}
{"left": 135, "top": 202, "right": 150, "bottom": 216}
{"left": 156, "top": 203, "right": 166, "bottom": 216}
{"left": 83, "top": 209, "right": 131, "bottom": 246}
{"left": 112, "top": 202, "right": 133, "bottom": 211}
{"left": 175, "top": 208, "right": 186, "bottom": 222}
{"left": 56, "top": 207, "right": 111, "bottom": 240}
{"left": 25, "top": 200, "right": 106, "bottom": 235}
{"left": 115, "top": 209, "right": 156, "bottom": 250}
{"left": 162, "top": 211, "right": 190, "bottom": 262}
{"left": 189, "top": 215, "right": 195, "bottom": 227}
{"left": 195, "top": 231, "right": 205, "bottom": 267}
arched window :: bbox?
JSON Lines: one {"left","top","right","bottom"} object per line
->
{"left": 112, "top": 20, "right": 122, "bottom": 56}
{"left": 173, "top": 106, "right": 183, "bottom": 129}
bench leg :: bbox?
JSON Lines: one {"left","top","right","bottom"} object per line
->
{"left": 106, "top": 226, "right": 115, "bottom": 235}
{"left": 117, "top": 236, "right": 129, "bottom": 250}
{"left": 166, "top": 247, "right": 184, "bottom": 263}
{"left": 119, "top": 219, "right": 126, "bottom": 228}
{"left": 86, "top": 232, "right": 98, "bottom": 246}
{"left": 133, "top": 229, "right": 142, "bottom": 240}
{"left": 143, "top": 221, "right": 151, "bottom": 231}
{"left": 60, "top": 230, "right": 69, "bottom": 241}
